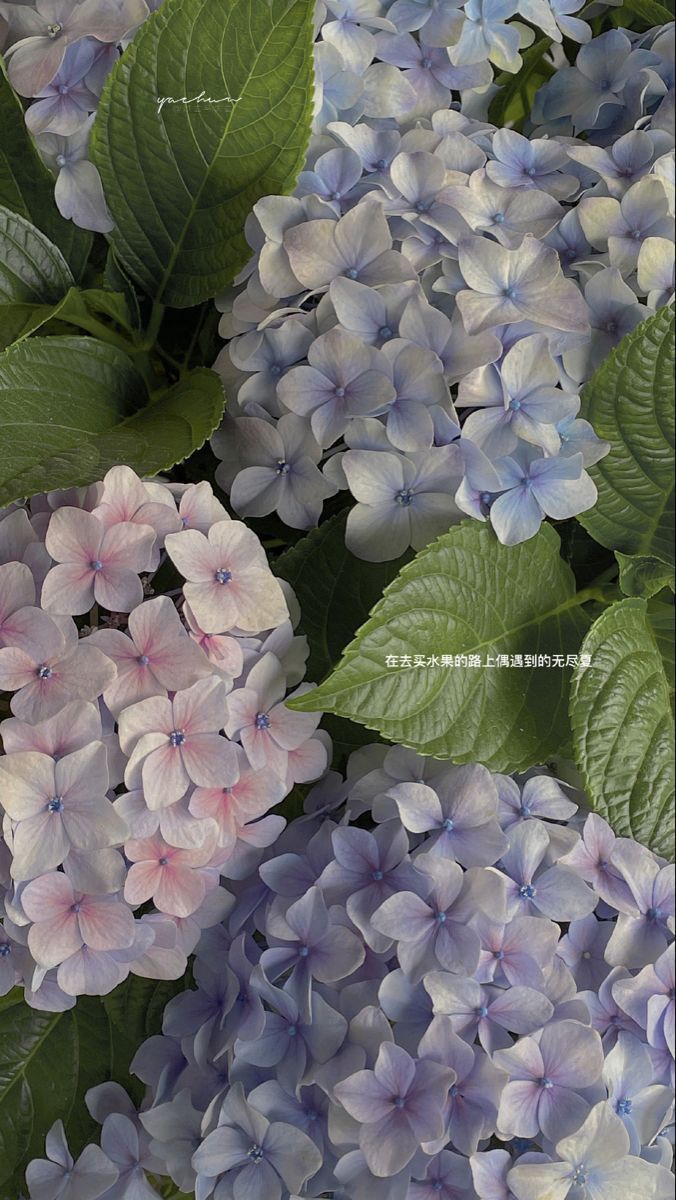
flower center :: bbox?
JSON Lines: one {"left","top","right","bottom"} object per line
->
{"left": 47, "top": 796, "right": 64, "bottom": 813}
{"left": 214, "top": 568, "right": 232, "bottom": 584}
{"left": 572, "top": 1165, "right": 587, "bottom": 1184}
{"left": 276, "top": 459, "right": 290, "bottom": 475}
{"left": 372, "top": 869, "right": 383, "bottom": 881}
{"left": 288, "top": 1025, "right": 298, "bottom": 1037}
{"left": 519, "top": 883, "right": 537, "bottom": 899}
{"left": 538, "top": 1076, "right": 553, "bottom": 1089}
{"left": 169, "top": 730, "right": 186, "bottom": 747}
{"left": 503, "top": 286, "right": 517, "bottom": 299}
{"left": 37, "top": 664, "right": 53, "bottom": 679}
{"left": 46, "top": 22, "right": 63, "bottom": 36}
{"left": 298, "top": 946, "right": 310, "bottom": 958}
{"left": 395, "top": 488, "right": 414, "bottom": 506}
{"left": 55, "top": 153, "right": 68, "bottom": 168}
{"left": 334, "top": 386, "right": 346, "bottom": 398}
{"left": 494, "top": 949, "right": 505, "bottom": 960}
{"left": 647, "top": 907, "right": 662, "bottom": 920}
{"left": 71, "top": 902, "right": 81, "bottom": 913}
{"left": 421, "top": 56, "right": 432, "bottom": 68}
{"left": 270, "top": 363, "right": 282, "bottom": 377}
{"left": 346, "top": 268, "right": 359, "bottom": 279}
{"left": 616, "top": 1097, "right": 633, "bottom": 1115}
{"left": 158, "top": 857, "right": 169, "bottom": 866}
{"left": 247, "top": 1144, "right": 264, "bottom": 1163}
{"left": 90, "top": 559, "right": 103, "bottom": 571}
{"left": 442, "top": 818, "right": 454, "bottom": 831}
{"left": 137, "top": 654, "right": 150, "bottom": 666}
{"left": 476, "top": 1005, "right": 489, "bottom": 1018}
{"left": 494, "top": 212, "right": 505, "bottom": 224}
{"left": 434, "top": 910, "right": 447, "bottom": 924}
{"left": 255, "top": 712, "right": 271, "bottom": 730}
{"left": 509, "top": 398, "right": 521, "bottom": 411}
{"left": 394, "top": 1095, "right": 407, "bottom": 1108}
{"left": 0, "top": 945, "right": 10, "bottom": 957}
{"left": 379, "top": 325, "right": 393, "bottom": 339}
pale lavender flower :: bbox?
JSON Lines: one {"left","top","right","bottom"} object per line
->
{"left": 637, "top": 236, "right": 675, "bottom": 308}
{"left": 450, "top": 0, "right": 520, "bottom": 71}
{"left": 278, "top": 326, "right": 396, "bottom": 447}
{"left": 562, "top": 268, "right": 646, "bottom": 383}
{"left": 379, "top": 339, "right": 451, "bottom": 451}
{"left": 387, "top": 0, "right": 465, "bottom": 47}
{"left": 374, "top": 31, "right": 491, "bottom": 114}
{"left": 612, "top": 946, "right": 675, "bottom": 1058}
{"left": 456, "top": 235, "right": 590, "bottom": 335}
{"left": 497, "top": 819, "right": 597, "bottom": 922}
{"left": 602, "top": 1032, "right": 673, "bottom": 1153}
{"left": 262, "top": 885, "right": 364, "bottom": 1014}
{"left": 334, "top": 1041, "right": 455, "bottom": 1177}
{"left": 473, "top": 913, "right": 559, "bottom": 990}
{"left": 225, "top": 652, "right": 321, "bottom": 778}
{"left": 409, "top": 1148, "right": 474, "bottom": 1199}
{"left": 329, "top": 277, "right": 418, "bottom": 346}
{"left": 3, "top": 0, "right": 148, "bottom": 95}
{"left": 229, "top": 414, "right": 337, "bottom": 529}
{"left": 425, "top": 973, "right": 554, "bottom": 1053}
{"left": 417, "top": 1016, "right": 507, "bottom": 1155}
{"left": 566, "top": 129, "right": 670, "bottom": 198}
{"left": 470, "top": 1148, "right": 518, "bottom": 1200}
{"left": 343, "top": 445, "right": 462, "bottom": 561}
{"left": 557, "top": 914, "right": 613, "bottom": 990}
{"left": 387, "top": 765, "right": 507, "bottom": 867}
{"left": 494, "top": 1018, "right": 604, "bottom": 1140}
{"left": 486, "top": 128, "right": 578, "bottom": 199}
{"left": 297, "top": 146, "right": 364, "bottom": 210}
{"left": 604, "top": 839, "right": 675, "bottom": 968}
{"left": 489, "top": 448, "right": 597, "bottom": 545}
{"left": 506, "top": 1101, "right": 673, "bottom": 1200}
{"left": 558, "top": 814, "right": 636, "bottom": 914}
{"left": 21, "top": 870, "right": 135, "bottom": 968}
{"left": 26, "top": 1120, "right": 118, "bottom": 1200}
{"left": 24, "top": 38, "right": 99, "bottom": 135}
{"left": 578, "top": 176, "right": 672, "bottom": 274}
{"left": 35, "top": 118, "right": 113, "bottom": 232}
{"left": 535, "top": 29, "right": 661, "bottom": 131}
{"left": 496, "top": 774, "right": 577, "bottom": 832}
{"left": 371, "top": 854, "right": 505, "bottom": 982}
{"left": 444, "top": 172, "right": 564, "bottom": 248}
{"left": 284, "top": 197, "right": 412, "bottom": 291}
{"left": 578, "top": 966, "right": 644, "bottom": 1048}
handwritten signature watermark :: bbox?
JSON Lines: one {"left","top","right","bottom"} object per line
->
{"left": 156, "top": 91, "right": 242, "bottom": 115}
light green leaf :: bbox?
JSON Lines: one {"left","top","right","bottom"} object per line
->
{"left": 288, "top": 522, "right": 591, "bottom": 773}
{"left": 570, "top": 598, "right": 674, "bottom": 858}
{"left": 579, "top": 307, "right": 675, "bottom": 567}
{"left": 648, "top": 596, "right": 675, "bottom": 705}
{"left": 275, "top": 511, "right": 413, "bottom": 764}
{"left": 0, "top": 206, "right": 73, "bottom": 306}
{"left": 92, "top": 0, "right": 315, "bottom": 308}
{"left": 0, "top": 62, "right": 91, "bottom": 280}
{"left": 0, "top": 286, "right": 136, "bottom": 353}
{"left": 616, "top": 550, "right": 675, "bottom": 600}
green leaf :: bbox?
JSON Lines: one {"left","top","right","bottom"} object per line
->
{"left": 92, "top": 0, "right": 315, "bottom": 308}
{"left": 0, "top": 206, "right": 75, "bottom": 349}
{"left": 488, "top": 38, "right": 553, "bottom": 128}
{"left": 0, "top": 61, "right": 91, "bottom": 279}
{"left": 288, "top": 522, "right": 591, "bottom": 773}
{"left": 579, "top": 307, "right": 675, "bottom": 567}
{"left": 611, "top": 0, "right": 674, "bottom": 26}
{"left": 0, "top": 338, "right": 224, "bottom": 504}
{"left": 275, "top": 512, "right": 413, "bottom": 765}
{"left": 616, "top": 551, "right": 675, "bottom": 600}
{"left": 570, "top": 598, "right": 674, "bottom": 858}
{"left": 648, "top": 595, "right": 675, "bottom": 705}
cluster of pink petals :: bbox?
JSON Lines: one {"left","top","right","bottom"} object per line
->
{"left": 0, "top": 466, "right": 327, "bottom": 1009}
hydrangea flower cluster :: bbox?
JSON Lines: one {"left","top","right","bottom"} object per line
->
{"left": 25, "top": 749, "right": 674, "bottom": 1198}
{"left": 210, "top": 15, "right": 675, "bottom": 558}
{"left": 0, "top": 466, "right": 329, "bottom": 1009}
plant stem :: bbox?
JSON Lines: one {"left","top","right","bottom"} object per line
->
{"left": 142, "top": 301, "right": 166, "bottom": 350}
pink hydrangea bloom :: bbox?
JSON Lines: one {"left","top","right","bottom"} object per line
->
{"left": 114, "top": 789, "right": 218, "bottom": 851}
{"left": 92, "top": 465, "right": 181, "bottom": 569}
{"left": 42, "top": 507, "right": 156, "bottom": 615}
{"left": 184, "top": 601, "right": 245, "bottom": 680}
{"left": 0, "top": 742, "right": 127, "bottom": 880}
{"left": 0, "top": 560, "right": 53, "bottom": 652}
{"left": 188, "top": 745, "right": 288, "bottom": 852}
{"left": 165, "top": 520, "right": 288, "bottom": 634}
{"left": 124, "top": 834, "right": 217, "bottom": 917}
{"left": 88, "top": 594, "right": 211, "bottom": 715}
{"left": 119, "top": 678, "right": 237, "bottom": 809}
{"left": 173, "top": 481, "right": 229, "bottom": 532}
{"left": 1, "top": 699, "right": 104, "bottom": 758}
{"left": 21, "top": 871, "right": 136, "bottom": 969}
{"left": 0, "top": 613, "right": 115, "bottom": 724}
{"left": 225, "top": 652, "right": 322, "bottom": 777}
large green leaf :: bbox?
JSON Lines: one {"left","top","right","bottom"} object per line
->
{"left": 579, "top": 307, "right": 675, "bottom": 567}
{"left": 91, "top": 0, "right": 315, "bottom": 308}
{"left": 0, "top": 206, "right": 75, "bottom": 350}
{"left": 275, "top": 512, "right": 413, "bottom": 764}
{"left": 0, "top": 62, "right": 91, "bottom": 280}
{"left": 0, "top": 337, "right": 225, "bottom": 504}
{"left": 611, "top": 0, "right": 674, "bottom": 26}
{"left": 288, "top": 522, "right": 591, "bottom": 773}
{"left": 616, "top": 551, "right": 675, "bottom": 600}
{"left": 570, "top": 598, "right": 674, "bottom": 858}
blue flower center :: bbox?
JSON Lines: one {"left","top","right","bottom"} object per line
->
{"left": 379, "top": 325, "right": 393, "bottom": 339}
{"left": 47, "top": 796, "right": 64, "bottom": 813}
{"left": 606, "top": 320, "right": 617, "bottom": 333}
{"left": 137, "top": 654, "right": 150, "bottom": 666}
{"left": 494, "top": 212, "right": 505, "bottom": 224}
{"left": 334, "top": 386, "right": 346, "bottom": 398}
{"left": 58, "top": 84, "right": 69, "bottom": 95}
{"left": 298, "top": 946, "right": 310, "bottom": 958}
{"left": 331, "top": 190, "right": 342, "bottom": 200}
{"left": 376, "top": 159, "right": 387, "bottom": 170}
{"left": 415, "top": 200, "right": 431, "bottom": 213}
{"left": 600, "top": 78, "right": 611, "bottom": 90}
{"left": 37, "top": 664, "right": 53, "bottom": 679}
{"left": 526, "top": 166, "right": 536, "bottom": 177}
{"left": 480, "top": 491, "right": 492, "bottom": 505}
{"left": 270, "top": 363, "right": 282, "bottom": 377}
{"left": 71, "top": 902, "right": 81, "bottom": 913}
{"left": 421, "top": 57, "right": 432, "bottom": 68}
{"left": 276, "top": 459, "right": 291, "bottom": 475}
{"left": 631, "top": 229, "right": 642, "bottom": 240}
{"left": 442, "top": 818, "right": 454, "bottom": 832}
{"left": 56, "top": 153, "right": 68, "bottom": 168}
{"left": 288, "top": 1025, "right": 298, "bottom": 1037}
{"left": 90, "top": 559, "right": 103, "bottom": 572}
{"left": 372, "top": 869, "right": 384, "bottom": 881}
{"left": 538, "top": 1076, "right": 553, "bottom": 1089}
{"left": 503, "top": 286, "right": 517, "bottom": 299}
{"left": 0, "top": 945, "right": 10, "bottom": 957}
{"left": 647, "top": 907, "right": 663, "bottom": 920}
{"left": 158, "top": 857, "right": 169, "bottom": 866}
{"left": 449, "top": 1085, "right": 459, "bottom": 1097}
{"left": 347, "top": 268, "right": 359, "bottom": 279}
{"left": 394, "top": 1096, "right": 407, "bottom": 1108}
{"left": 255, "top": 712, "right": 271, "bottom": 730}
{"left": 169, "top": 730, "right": 186, "bottom": 747}
{"left": 521, "top": 477, "right": 534, "bottom": 490}
{"left": 214, "top": 568, "right": 232, "bottom": 584}
{"left": 519, "top": 883, "right": 537, "bottom": 899}
{"left": 509, "top": 398, "right": 521, "bottom": 411}
{"left": 247, "top": 1145, "right": 264, "bottom": 1163}
{"left": 572, "top": 1165, "right": 587, "bottom": 1184}
{"left": 616, "top": 1097, "right": 633, "bottom": 1114}
{"left": 395, "top": 488, "right": 414, "bottom": 506}
{"left": 521, "top": 802, "right": 532, "bottom": 815}
{"left": 494, "top": 949, "right": 505, "bottom": 961}
{"left": 476, "top": 1005, "right": 489, "bottom": 1018}
{"left": 434, "top": 910, "right": 447, "bottom": 924}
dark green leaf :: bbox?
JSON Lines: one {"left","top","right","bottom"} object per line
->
{"left": 0, "top": 206, "right": 73, "bottom": 305}
{"left": 288, "top": 522, "right": 591, "bottom": 773}
{"left": 570, "top": 598, "right": 674, "bottom": 858}
{"left": 648, "top": 595, "right": 675, "bottom": 705}
{"left": 611, "top": 0, "right": 674, "bottom": 26}
{"left": 579, "top": 307, "right": 675, "bottom": 567}
{"left": 488, "top": 38, "right": 553, "bottom": 128}
{"left": 0, "top": 62, "right": 91, "bottom": 279}
{"left": 0, "top": 338, "right": 224, "bottom": 504}
{"left": 275, "top": 512, "right": 412, "bottom": 765}
{"left": 92, "top": 0, "right": 315, "bottom": 307}
{"left": 616, "top": 551, "right": 675, "bottom": 600}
